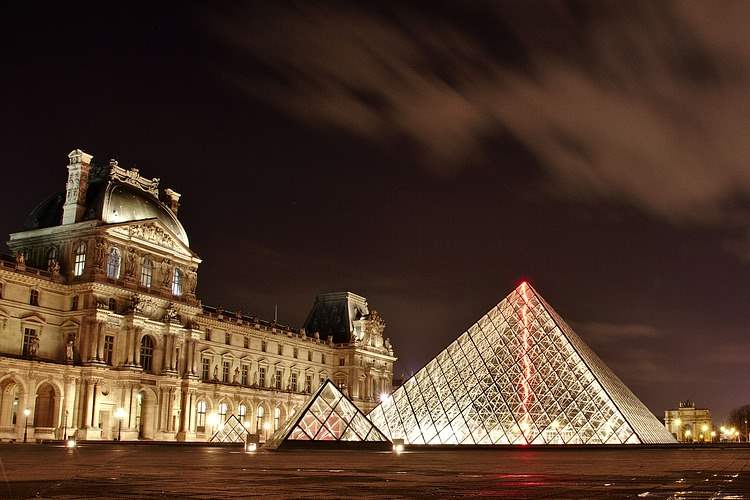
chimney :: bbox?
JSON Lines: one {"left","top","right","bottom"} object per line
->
{"left": 163, "top": 188, "right": 181, "bottom": 215}
{"left": 62, "top": 149, "right": 93, "bottom": 225}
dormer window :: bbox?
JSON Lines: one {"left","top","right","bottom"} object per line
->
{"left": 73, "top": 242, "right": 86, "bottom": 277}
{"left": 106, "top": 247, "right": 121, "bottom": 279}
{"left": 140, "top": 257, "right": 153, "bottom": 288}
{"left": 171, "top": 268, "right": 183, "bottom": 296}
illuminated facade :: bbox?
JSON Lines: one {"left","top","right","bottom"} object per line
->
{"left": 265, "top": 379, "right": 389, "bottom": 449}
{"left": 0, "top": 149, "right": 396, "bottom": 442}
{"left": 368, "top": 282, "right": 675, "bottom": 445}
{"left": 664, "top": 400, "right": 713, "bottom": 443}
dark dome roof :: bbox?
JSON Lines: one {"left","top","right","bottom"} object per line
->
{"left": 23, "top": 179, "right": 189, "bottom": 246}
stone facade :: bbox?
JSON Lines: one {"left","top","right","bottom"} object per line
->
{"left": 664, "top": 400, "right": 713, "bottom": 443}
{"left": 0, "top": 149, "right": 396, "bottom": 442}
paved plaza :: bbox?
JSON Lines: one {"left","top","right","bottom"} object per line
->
{"left": 0, "top": 444, "right": 749, "bottom": 498}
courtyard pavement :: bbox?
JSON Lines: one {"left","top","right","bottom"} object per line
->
{"left": 0, "top": 444, "right": 749, "bottom": 498}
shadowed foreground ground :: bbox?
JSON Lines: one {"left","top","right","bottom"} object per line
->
{"left": 0, "top": 444, "right": 748, "bottom": 498}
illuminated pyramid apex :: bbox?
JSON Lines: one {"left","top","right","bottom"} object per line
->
{"left": 369, "top": 283, "right": 675, "bottom": 445}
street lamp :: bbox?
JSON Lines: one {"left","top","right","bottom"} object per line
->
{"left": 685, "top": 429, "right": 692, "bottom": 442}
{"left": 23, "top": 408, "right": 31, "bottom": 443}
{"left": 115, "top": 407, "right": 127, "bottom": 441}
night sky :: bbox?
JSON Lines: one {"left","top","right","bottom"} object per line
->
{"left": 2, "top": 2, "right": 749, "bottom": 421}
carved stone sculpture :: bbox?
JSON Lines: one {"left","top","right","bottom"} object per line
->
{"left": 125, "top": 247, "right": 136, "bottom": 277}
{"left": 15, "top": 252, "right": 25, "bottom": 266}
{"left": 29, "top": 334, "right": 40, "bottom": 358}
{"left": 213, "top": 365, "right": 218, "bottom": 381}
{"left": 65, "top": 339, "right": 74, "bottom": 364}
{"left": 233, "top": 366, "right": 240, "bottom": 384}
{"left": 95, "top": 239, "right": 106, "bottom": 267}
{"left": 48, "top": 259, "right": 60, "bottom": 276}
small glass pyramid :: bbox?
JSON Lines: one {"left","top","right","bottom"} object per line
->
{"left": 368, "top": 282, "right": 676, "bottom": 445}
{"left": 209, "top": 414, "right": 250, "bottom": 443}
{"left": 264, "top": 379, "right": 390, "bottom": 449}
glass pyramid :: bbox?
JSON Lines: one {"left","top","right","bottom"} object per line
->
{"left": 264, "top": 379, "right": 390, "bottom": 449}
{"left": 209, "top": 414, "right": 250, "bottom": 443}
{"left": 368, "top": 282, "right": 676, "bottom": 445}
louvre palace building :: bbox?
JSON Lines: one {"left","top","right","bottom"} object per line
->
{"left": 0, "top": 149, "right": 396, "bottom": 442}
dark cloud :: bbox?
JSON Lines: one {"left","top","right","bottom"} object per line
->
{"left": 218, "top": 1, "right": 750, "bottom": 223}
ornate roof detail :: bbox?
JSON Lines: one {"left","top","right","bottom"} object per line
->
{"left": 107, "top": 160, "right": 160, "bottom": 197}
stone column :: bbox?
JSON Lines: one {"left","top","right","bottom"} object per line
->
{"left": 124, "top": 327, "right": 133, "bottom": 365}
{"left": 134, "top": 330, "right": 142, "bottom": 366}
{"left": 128, "top": 385, "right": 138, "bottom": 431}
{"left": 82, "top": 380, "right": 94, "bottom": 428}
{"left": 171, "top": 340, "right": 179, "bottom": 371}
{"left": 96, "top": 322, "right": 106, "bottom": 361}
{"left": 71, "top": 380, "right": 81, "bottom": 429}
{"left": 90, "top": 381, "right": 99, "bottom": 428}
{"left": 190, "top": 339, "right": 199, "bottom": 375}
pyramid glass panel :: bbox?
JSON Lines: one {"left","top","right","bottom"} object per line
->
{"left": 209, "top": 415, "right": 250, "bottom": 444}
{"left": 368, "top": 282, "right": 675, "bottom": 445}
{"left": 264, "top": 379, "right": 390, "bottom": 449}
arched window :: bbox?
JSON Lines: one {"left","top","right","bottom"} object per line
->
{"left": 238, "top": 403, "right": 247, "bottom": 422}
{"left": 33, "top": 383, "right": 56, "bottom": 427}
{"left": 171, "top": 267, "right": 183, "bottom": 296}
{"left": 47, "top": 246, "right": 58, "bottom": 270}
{"left": 196, "top": 400, "right": 207, "bottom": 432}
{"left": 274, "top": 407, "right": 281, "bottom": 431}
{"left": 73, "top": 242, "right": 86, "bottom": 277}
{"left": 140, "top": 257, "right": 152, "bottom": 288}
{"left": 140, "top": 336, "right": 154, "bottom": 373}
{"left": 256, "top": 406, "right": 264, "bottom": 433}
{"left": 107, "top": 247, "right": 121, "bottom": 279}
{"left": 218, "top": 402, "right": 228, "bottom": 422}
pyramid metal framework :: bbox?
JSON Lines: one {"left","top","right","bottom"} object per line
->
{"left": 209, "top": 414, "right": 250, "bottom": 443}
{"left": 368, "top": 282, "right": 675, "bottom": 445}
{"left": 265, "top": 379, "right": 390, "bottom": 449}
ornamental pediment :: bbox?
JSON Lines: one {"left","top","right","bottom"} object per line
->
{"left": 19, "top": 312, "right": 46, "bottom": 325}
{"left": 107, "top": 219, "right": 194, "bottom": 258}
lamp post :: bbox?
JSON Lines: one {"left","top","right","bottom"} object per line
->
{"left": 745, "top": 419, "right": 748, "bottom": 443}
{"left": 23, "top": 408, "right": 31, "bottom": 443}
{"left": 115, "top": 407, "right": 127, "bottom": 441}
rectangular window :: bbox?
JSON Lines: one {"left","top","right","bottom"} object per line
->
{"left": 29, "top": 289, "right": 39, "bottom": 306}
{"left": 22, "top": 328, "right": 35, "bottom": 357}
{"left": 241, "top": 365, "right": 249, "bottom": 385}
{"left": 291, "top": 372, "right": 298, "bottom": 392}
{"left": 259, "top": 366, "right": 266, "bottom": 387}
{"left": 73, "top": 243, "right": 86, "bottom": 277}
{"left": 261, "top": 341, "right": 267, "bottom": 353}
{"left": 305, "top": 374, "right": 312, "bottom": 393}
{"left": 225, "top": 332, "right": 231, "bottom": 345}
{"left": 243, "top": 337, "right": 249, "bottom": 349}
{"left": 277, "top": 344, "right": 283, "bottom": 356}
{"left": 321, "top": 354, "right": 326, "bottom": 365}
{"left": 201, "top": 358, "right": 210, "bottom": 380}
{"left": 307, "top": 350, "right": 312, "bottom": 362}
{"left": 293, "top": 347, "right": 298, "bottom": 359}
{"left": 339, "top": 357, "right": 345, "bottom": 366}
{"left": 275, "top": 369, "right": 282, "bottom": 390}
{"left": 71, "top": 295, "right": 79, "bottom": 311}
{"left": 140, "top": 259, "right": 152, "bottom": 288}
{"left": 222, "top": 361, "right": 230, "bottom": 383}
{"left": 103, "top": 335, "right": 114, "bottom": 366}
